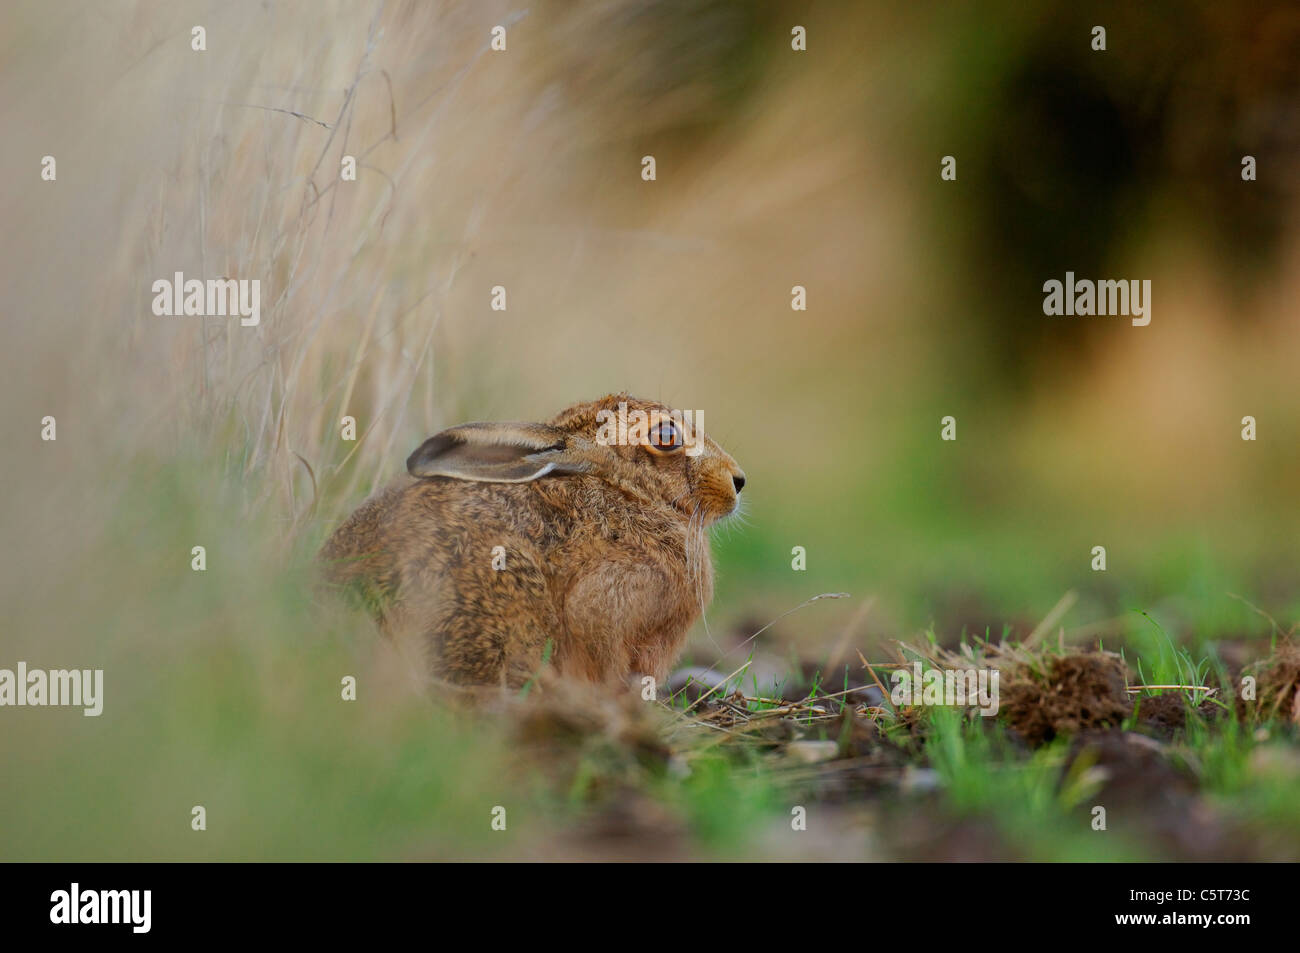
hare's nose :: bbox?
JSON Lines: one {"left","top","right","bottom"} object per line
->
{"left": 732, "top": 472, "right": 746, "bottom": 494}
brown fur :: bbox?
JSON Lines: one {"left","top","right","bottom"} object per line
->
{"left": 319, "top": 394, "right": 745, "bottom": 690}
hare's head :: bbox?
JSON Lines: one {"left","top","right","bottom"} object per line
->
{"left": 406, "top": 394, "right": 745, "bottom": 525}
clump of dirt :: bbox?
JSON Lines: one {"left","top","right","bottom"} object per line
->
{"left": 1000, "top": 651, "right": 1131, "bottom": 745}
{"left": 1134, "top": 692, "right": 1221, "bottom": 740}
{"left": 1060, "top": 731, "right": 1234, "bottom": 861}
{"left": 1064, "top": 731, "right": 1198, "bottom": 804}
{"left": 1240, "top": 638, "right": 1300, "bottom": 723}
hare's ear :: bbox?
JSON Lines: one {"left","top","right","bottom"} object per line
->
{"left": 406, "top": 422, "right": 586, "bottom": 483}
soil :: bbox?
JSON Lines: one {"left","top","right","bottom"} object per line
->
{"left": 1001, "top": 651, "right": 1131, "bottom": 745}
{"left": 1242, "top": 637, "right": 1300, "bottom": 722}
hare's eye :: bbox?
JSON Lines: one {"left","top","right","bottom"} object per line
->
{"left": 648, "top": 420, "right": 683, "bottom": 452}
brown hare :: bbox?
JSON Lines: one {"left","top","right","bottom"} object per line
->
{"left": 320, "top": 394, "right": 745, "bottom": 690}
